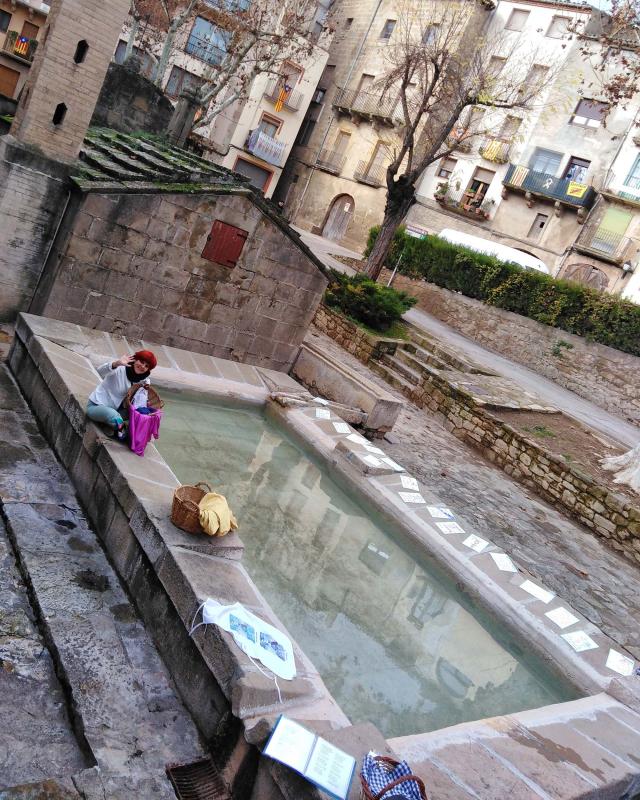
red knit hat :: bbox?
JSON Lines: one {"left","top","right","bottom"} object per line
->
{"left": 134, "top": 350, "right": 157, "bottom": 370}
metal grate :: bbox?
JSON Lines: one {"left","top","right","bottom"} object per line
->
{"left": 167, "top": 757, "right": 232, "bottom": 800}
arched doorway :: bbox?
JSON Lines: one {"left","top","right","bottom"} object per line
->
{"left": 322, "top": 194, "right": 355, "bottom": 241}
{"left": 564, "top": 263, "right": 609, "bottom": 291}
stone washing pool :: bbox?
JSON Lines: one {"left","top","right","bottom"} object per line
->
{"left": 156, "top": 389, "right": 576, "bottom": 738}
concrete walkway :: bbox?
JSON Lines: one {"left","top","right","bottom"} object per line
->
{"left": 297, "top": 230, "right": 639, "bottom": 448}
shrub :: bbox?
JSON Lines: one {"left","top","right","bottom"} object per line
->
{"left": 366, "top": 226, "right": 640, "bottom": 357}
{"left": 324, "top": 269, "right": 417, "bottom": 332}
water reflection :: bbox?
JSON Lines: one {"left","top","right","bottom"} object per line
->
{"left": 157, "top": 393, "right": 572, "bottom": 737}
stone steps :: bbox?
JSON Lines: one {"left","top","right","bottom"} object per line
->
{"left": 380, "top": 352, "right": 422, "bottom": 384}
{"left": 395, "top": 345, "right": 449, "bottom": 375}
{"left": 369, "top": 358, "right": 418, "bottom": 396}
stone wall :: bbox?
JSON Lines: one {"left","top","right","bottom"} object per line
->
{"left": 383, "top": 271, "right": 640, "bottom": 425}
{"left": 0, "top": 136, "right": 70, "bottom": 322}
{"left": 312, "top": 303, "right": 401, "bottom": 364}
{"left": 33, "top": 189, "right": 327, "bottom": 372}
{"left": 91, "top": 62, "right": 174, "bottom": 135}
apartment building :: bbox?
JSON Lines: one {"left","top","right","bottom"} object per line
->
{"left": 0, "top": 0, "right": 48, "bottom": 99}
{"left": 404, "top": 2, "right": 640, "bottom": 297}
{"left": 116, "top": 1, "right": 332, "bottom": 197}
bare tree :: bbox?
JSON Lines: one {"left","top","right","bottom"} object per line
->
{"left": 126, "top": 0, "right": 326, "bottom": 136}
{"left": 365, "top": 0, "right": 560, "bottom": 279}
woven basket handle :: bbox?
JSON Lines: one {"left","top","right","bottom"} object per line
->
{"left": 195, "top": 482, "right": 213, "bottom": 493}
{"left": 373, "top": 774, "right": 428, "bottom": 800}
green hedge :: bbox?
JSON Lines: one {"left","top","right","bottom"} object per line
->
{"left": 366, "top": 226, "right": 640, "bottom": 357}
{"left": 324, "top": 269, "right": 417, "bottom": 332}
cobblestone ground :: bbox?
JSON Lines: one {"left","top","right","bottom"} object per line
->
{"left": 308, "top": 327, "right": 640, "bottom": 661}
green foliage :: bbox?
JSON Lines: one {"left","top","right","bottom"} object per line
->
{"left": 324, "top": 269, "right": 417, "bottom": 333}
{"left": 366, "top": 226, "right": 640, "bottom": 357}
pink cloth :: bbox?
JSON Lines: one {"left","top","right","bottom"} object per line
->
{"left": 128, "top": 407, "right": 163, "bottom": 457}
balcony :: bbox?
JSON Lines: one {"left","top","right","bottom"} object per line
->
{"left": 315, "top": 149, "right": 346, "bottom": 175}
{"left": 353, "top": 160, "right": 386, "bottom": 187}
{"left": 574, "top": 222, "right": 631, "bottom": 264}
{"left": 245, "top": 129, "right": 286, "bottom": 167}
{"left": 2, "top": 30, "right": 38, "bottom": 63}
{"left": 333, "top": 87, "right": 400, "bottom": 125}
{"left": 502, "top": 164, "right": 596, "bottom": 213}
{"left": 264, "top": 78, "right": 302, "bottom": 111}
{"left": 479, "top": 138, "right": 511, "bottom": 164}
{"left": 434, "top": 184, "right": 493, "bottom": 220}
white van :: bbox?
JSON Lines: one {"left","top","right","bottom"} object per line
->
{"left": 437, "top": 228, "right": 550, "bottom": 274}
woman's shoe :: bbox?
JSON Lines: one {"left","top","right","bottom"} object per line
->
{"left": 114, "top": 423, "right": 127, "bottom": 442}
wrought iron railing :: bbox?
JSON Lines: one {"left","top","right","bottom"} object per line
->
{"left": 2, "top": 30, "right": 38, "bottom": 62}
{"left": 574, "top": 223, "right": 630, "bottom": 263}
{"left": 185, "top": 32, "right": 226, "bottom": 66}
{"left": 264, "top": 77, "right": 302, "bottom": 111}
{"left": 353, "top": 160, "right": 386, "bottom": 187}
{"left": 623, "top": 175, "right": 640, "bottom": 191}
{"left": 435, "top": 185, "right": 493, "bottom": 219}
{"left": 315, "top": 149, "right": 346, "bottom": 175}
{"left": 503, "top": 163, "right": 596, "bottom": 209}
{"left": 479, "top": 138, "right": 511, "bottom": 164}
{"left": 245, "top": 129, "right": 286, "bottom": 167}
{"left": 333, "top": 86, "right": 400, "bottom": 124}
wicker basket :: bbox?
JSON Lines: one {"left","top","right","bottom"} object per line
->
{"left": 125, "top": 383, "right": 164, "bottom": 410}
{"left": 360, "top": 756, "right": 428, "bottom": 800}
{"left": 171, "top": 482, "right": 212, "bottom": 535}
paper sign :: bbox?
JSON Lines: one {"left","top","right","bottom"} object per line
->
{"left": 606, "top": 649, "right": 635, "bottom": 676}
{"left": 313, "top": 397, "right": 329, "bottom": 405}
{"left": 490, "top": 552, "right": 517, "bottom": 572}
{"left": 400, "top": 475, "right": 419, "bottom": 491}
{"left": 561, "top": 630, "right": 599, "bottom": 652}
{"left": 398, "top": 491, "right": 426, "bottom": 504}
{"left": 333, "top": 422, "right": 350, "bottom": 434}
{"left": 545, "top": 607, "right": 579, "bottom": 630}
{"left": 463, "top": 534, "right": 489, "bottom": 553}
{"left": 381, "top": 457, "right": 404, "bottom": 472}
{"left": 520, "top": 580, "right": 554, "bottom": 604}
{"left": 363, "top": 455, "right": 382, "bottom": 467}
{"left": 315, "top": 408, "right": 331, "bottom": 419}
{"left": 427, "top": 506, "right": 454, "bottom": 519}
{"left": 347, "top": 433, "right": 367, "bottom": 445}
{"left": 436, "top": 521, "right": 464, "bottom": 535}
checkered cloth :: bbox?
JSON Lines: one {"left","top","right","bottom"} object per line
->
{"left": 361, "top": 754, "right": 423, "bottom": 800}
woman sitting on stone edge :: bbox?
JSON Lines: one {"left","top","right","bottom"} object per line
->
{"left": 87, "top": 350, "right": 158, "bottom": 441}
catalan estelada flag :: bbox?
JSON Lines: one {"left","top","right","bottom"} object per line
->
{"left": 274, "top": 83, "right": 292, "bottom": 112}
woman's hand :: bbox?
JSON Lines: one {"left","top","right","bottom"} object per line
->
{"left": 112, "top": 354, "right": 133, "bottom": 369}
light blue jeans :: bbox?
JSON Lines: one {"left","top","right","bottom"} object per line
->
{"left": 86, "top": 400, "right": 123, "bottom": 429}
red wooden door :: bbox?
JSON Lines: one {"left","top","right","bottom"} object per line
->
{"left": 201, "top": 220, "right": 248, "bottom": 267}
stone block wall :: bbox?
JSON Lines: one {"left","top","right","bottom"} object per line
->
{"left": 313, "top": 304, "right": 401, "bottom": 364}
{"left": 390, "top": 361, "right": 640, "bottom": 565}
{"left": 34, "top": 190, "right": 327, "bottom": 372}
{"left": 382, "top": 271, "right": 640, "bottom": 425}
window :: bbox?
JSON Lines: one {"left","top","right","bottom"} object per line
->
{"left": 380, "top": 19, "right": 396, "bottom": 40}
{"left": 203, "top": 0, "right": 251, "bottom": 11}
{"left": 318, "top": 63, "right": 335, "bottom": 90}
{"left": 113, "top": 39, "right": 155, "bottom": 78}
{"left": 528, "top": 213, "right": 549, "bottom": 241}
{"left": 356, "top": 73, "right": 375, "bottom": 95}
{"left": 311, "top": 87, "right": 326, "bottom": 104}
{"left": 422, "top": 24, "right": 439, "bottom": 44}
{"left": 0, "top": 64, "right": 20, "bottom": 98}
{"left": 525, "top": 64, "right": 549, "bottom": 88}
{"left": 505, "top": 8, "right": 529, "bottom": 31}
{"left": 0, "top": 10, "right": 11, "bottom": 33}
{"left": 462, "top": 167, "right": 495, "bottom": 209}
{"left": 165, "top": 66, "right": 205, "bottom": 98}
{"left": 498, "top": 116, "right": 521, "bottom": 139}
{"left": 20, "top": 21, "right": 39, "bottom": 40}
{"left": 73, "top": 40, "right": 89, "bottom": 64}
{"left": 201, "top": 220, "right": 248, "bottom": 267}
{"left": 345, "top": 17, "right": 353, "bottom": 28}
{"left": 570, "top": 98, "right": 608, "bottom": 128}
{"left": 624, "top": 155, "right": 640, "bottom": 190}
{"left": 563, "top": 157, "right": 590, "bottom": 183}
{"left": 233, "top": 157, "right": 272, "bottom": 191}
{"left": 529, "top": 147, "right": 562, "bottom": 175}
{"left": 186, "top": 17, "right": 230, "bottom": 66}
{"left": 437, "top": 157, "right": 457, "bottom": 178}
{"left": 52, "top": 102, "right": 67, "bottom": 125}
{"left": 258, "top": 114, "right": 280, "bottom": 138}
{"left": 546, "top": 15, "right": 570, "bottom": 38}
{"left": 488, "top": 56, "right": 506, "bottom": 80}
{"left": 333, "top": 130, "right": 351, "bottom": 155}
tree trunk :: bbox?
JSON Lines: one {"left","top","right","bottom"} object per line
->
{"left": 124, "top": 16, "right": 140, "bottom": 62}
{"left": 365, "top": 177, "right": 415, "bottom": 280}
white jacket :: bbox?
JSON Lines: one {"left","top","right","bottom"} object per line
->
{"left": 89, "top": 362, "right": 150, "bottom": 409}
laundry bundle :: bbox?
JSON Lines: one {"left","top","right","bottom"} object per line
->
{"left": 198, "top": 492, "right": 238, "bottom": 537}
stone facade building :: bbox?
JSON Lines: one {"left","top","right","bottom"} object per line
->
{"left": 0, "top": 0, "right": 47, "bottom": 99}
{"left": 115, "top": 1, "right": 333, "bottom": 197}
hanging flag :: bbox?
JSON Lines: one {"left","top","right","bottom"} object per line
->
{"left": 274, "top": 83, "right": 292, "bottom": 112}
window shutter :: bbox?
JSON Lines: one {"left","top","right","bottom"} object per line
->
{"left": 201, "top": 220, "right": 248, "bottom": 268}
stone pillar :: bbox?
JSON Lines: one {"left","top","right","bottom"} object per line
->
{"left": 168, "top": 89, "right": 203, "bottom": 147}
{"left": 9, "top": 0, "right": 131, "bottom": 163}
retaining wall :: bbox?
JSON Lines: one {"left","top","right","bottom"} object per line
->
{"left": 312, "top": 304, "right": 402, "bottom": 364}
{"left": 382, "top": 271, "right": 640, "bottom": 425}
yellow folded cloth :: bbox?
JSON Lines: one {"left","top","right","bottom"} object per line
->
{"left": 198, "top": 492, "right": 238, "bottom": 537}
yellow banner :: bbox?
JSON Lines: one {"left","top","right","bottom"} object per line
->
{"left": 567, "top": 182, "right": 588, "bottom": 198}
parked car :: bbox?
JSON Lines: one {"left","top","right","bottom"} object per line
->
{"left": 437, "top": 228, "right": 550, "bottom": 274}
